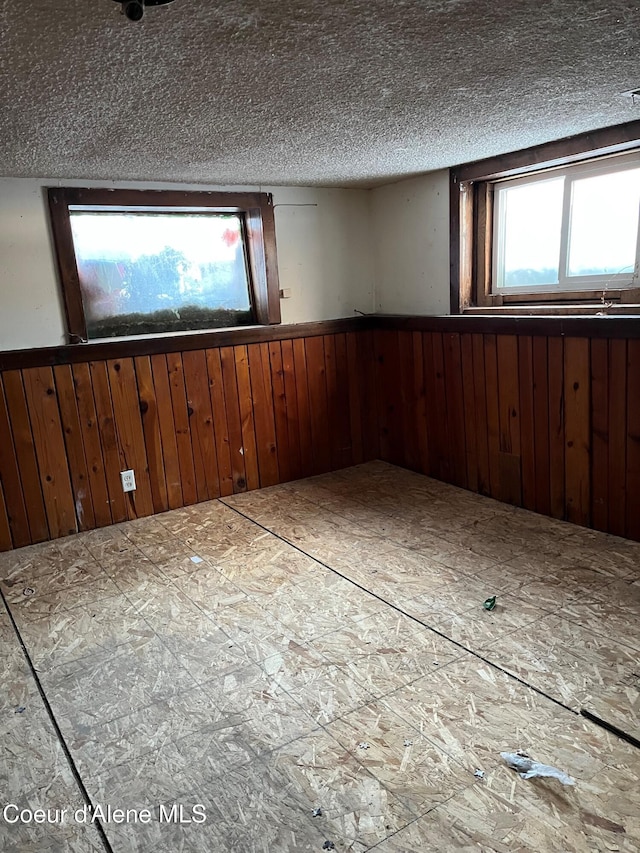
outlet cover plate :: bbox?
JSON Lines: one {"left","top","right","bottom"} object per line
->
{"left": 121, "top": 470, "right": 136, "bottom": 492}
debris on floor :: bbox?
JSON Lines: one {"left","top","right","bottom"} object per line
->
{"left": 190, "top": 556, "right": 204, "bottom": 564}
{"left": 474, "top": 768, "right": 485, "bottom": 779}
{"left": 483, "top": 595, "right": 497, "bottom": 611}
{"left": 22, "top": 587, "right": 35, "bottom": 597}
{"left": 312, "top": 807, "right": 323, "bottom": 817}
{"left": 501, "top": 751, "right": 575, "bottom": 786}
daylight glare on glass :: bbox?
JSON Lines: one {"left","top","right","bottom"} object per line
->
{"left": 568, "top": 168, "right": 640, "bottom": 278}
{"left": 69, "top": 212, "right": 252, "bottom": 338}
{"left": 499, "top": 177, "right": 564, "bottom": 287}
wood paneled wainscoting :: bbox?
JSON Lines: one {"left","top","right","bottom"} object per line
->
{"left": 0, "top": 320, "right": 378, "bottom": 551}
{"left": 374, "top": 316, "right": 640, "bottom": 543}
{"left": 1, "top": 315, "right": 639, "bottom": 551}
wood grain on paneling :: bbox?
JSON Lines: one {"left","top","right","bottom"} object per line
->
{"left": 22, "top": 367, "right": 77, "bottom": 539}
{"left": 1, "top": 370, "right": 49, "bottom": 542}
{"left": 608, "top": 340, "right": 627, "bottom": 537}
{"left": 626, "top": 339, "right": 640, "bottom": 542}
{"left": 563, "top": 338, "right": 591, "bottom": 527}
{"left": 149, "top": 354, "right": 184, "bottom": 510}
{"left": 53, "top": 364, "right": 96, "bottom": 531}
{"left": 590, "top": 338, "right": 609, "bottom": 533}
{"left": 247, "top": 343, "right": 279, "bottom": 487}
{"left": 107, "top": 358, "right": 154, "bottom": 520}
{"left": 134, "top": 356, "right": 169, "bottom": 515}
{"left": 166, "top": 352, "right": 198, "bottom": 506}
{"left": 71, "top": 362, "right": 112, "bottom": 529}
{"left": 0, "top": 377, "right": 31, "bottom": 547}
{"left": 2, "top": 321, "right": 639, "bottom": 552}
{"left": 205, "top": 348, "right": 234, "bottom": 498}
{"left": 182, "top": 349, "right": 220, "bottom": 502}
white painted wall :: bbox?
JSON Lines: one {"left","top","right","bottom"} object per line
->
{"left": 0, "top": 178, "right": 375, "bottom": 351}
{"left": 370, "top": 170, "right": 450, "bottom": 315}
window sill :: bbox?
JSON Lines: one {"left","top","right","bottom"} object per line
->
{"left": 463, "top": 304, "right": 640, "bottom": 317}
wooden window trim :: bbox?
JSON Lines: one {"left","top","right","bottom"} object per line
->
{"left": 47, "top": 187, "right": 281, "bottom": 343}
{"left": 450, "top": 119, "right": 640, "bottom": 314}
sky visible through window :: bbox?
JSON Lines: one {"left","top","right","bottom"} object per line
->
{"left": 69, "top": 211, "right": 252, "bottom": 338}
{"left": 499, "top": 167, "right": 640, "bottom": 287}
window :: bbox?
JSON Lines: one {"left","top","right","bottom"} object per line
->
{"left": 450, "top": 122, "right": 640, "bottom": 312}
{"left": 48, "top": 189, "right": 281, "bottom": 342}
{"left": 494, "top": 155, "right": 640, "bottom": 295}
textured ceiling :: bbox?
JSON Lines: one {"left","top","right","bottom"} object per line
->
{"left": 1, "top": 0, "right": 640, "bottom": 187}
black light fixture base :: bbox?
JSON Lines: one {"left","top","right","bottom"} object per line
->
{"left": 112, "top": 0, "right": 176, "bottom": 22}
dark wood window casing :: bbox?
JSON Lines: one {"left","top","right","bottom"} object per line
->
{"left": 48, "top": 188, "right": 281, "bottom": 343}
{"left": 450, "top": 119, "right": 640, "bottom": 314}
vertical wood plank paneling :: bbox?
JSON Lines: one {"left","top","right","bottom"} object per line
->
{"left": 375, "top": 330, "right": 404, "bottom": 467}
{"left": 345, "top": 333, "right": 364, "bottom": 466}
{"left": 496, "top": 335, "right": 521, "bottom": 505}
{"left": 182, "top": 349, "right": 220, "bottom": 502}
{"left": 0, "top": 377, "right": 31, "bottom": 547}
{"left": 2, "top": 370, "right": 50, "bottom": 542}
{"left": 134, "top": 356, "right": 169, "bottom": 515}
{"left": 608, "top": 340, "right": 627, "bottom": 537}
{"left": 547, "top": 336, "right": 565, "bottom": 520}
{"left": 166, "top": 352, "right": 198, "bottom": 507}
{"left": 590, "top": 338, "right": 609, "bottom": 533}
{"left": 460, "top": 334, "right": 478, "bottom": 492}
{"left": 625, "top": 339, "right": 640, "bottom": 541}
{"left": 532, "top": 337, "right": 551, "bottom": 517}
{"left": 234, "top": 345, "right": 260, "bottom": 491}
{"left": 443, "top": 332, "right": 467, "bottom": 489}
{"left": 22, "top": 367, "right": 77, "bottom": 539}
{"left": 398, "top": 331, "right": 419, "bottom": 473}
{"left": 305, "top": 336, "right": 331, "bottom": 475}
{"left": 431, "top": 332, "right": 452, "bottom": 482}
{"left": 412, "top": 331, "right": 429, "bottom": 476}
{"left": 219, "top": 347, "right": 248, "bottom": 493}
{"left": 206, "top": 348, "right": 234, "bottom": 497}
{"left": 518, "top": 336, "right": 536, "bottom": 512}
{"left": 484, "top": 334, "right": 501, "bottom": 500}
{"left": 0, "top": 481, "right": 12, "bottom": 551}
{"left": 247, "top": 343, "right": 279, "bottom": 488}
{"left": 422, "top": 332, "right": 440, "bottom": 477}
{"left": 471, "top": 333, "right": 490, "bottom": 496}
{"left": 280, "top": 339, "right": 303, "bottom": 481}
{"left": 358, "top": 329, "right": 380, "bottom": 462}
{"left": 149, "top": 354, "right": 184, "bottom": 509}
{"left": 53, "top": 364, "right": 96, "bottom": 531}
{"left": 71, "top": 363, "right": 112, "bottom": 528}
{"left": 563, "top": 338, "right": 591, "bottom": 527}
{"left": 329, "top": 333, "right": 353, "bottom": 470}
{"left": 292, "top": 338, "right": 314, "bottom": 477}
{"left": 268, "top": 341, "right": 292, "bottom": 484}
{"left": 90, "top": 361, "right": 128, "bottom": 523}
{"left": 107, "top": 358, "right": 154, "bottom": 520}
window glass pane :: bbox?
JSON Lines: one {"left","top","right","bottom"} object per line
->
{"left": 497, "top": 177, "right": 564, "bottom": 287}
{"left": 69, "top": 212, "right": 253, "bottom": 338}
{"left": 567, "top": 168, "right": 640, "bottom": 277}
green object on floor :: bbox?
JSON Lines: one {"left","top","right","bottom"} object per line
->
{"left": 483, "top": 595, "right": 497, "bottom": 611}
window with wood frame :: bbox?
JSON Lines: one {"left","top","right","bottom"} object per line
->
{"left": 450, "top": 120, "right": 640, "bottom": 313}
{"left": 48, "top": 188, "right": 281, "bottom": 342}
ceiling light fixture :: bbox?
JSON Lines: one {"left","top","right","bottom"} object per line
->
{"left": 112, "top": 0, "right": 176, "bottom": 22}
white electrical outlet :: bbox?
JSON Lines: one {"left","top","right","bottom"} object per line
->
{"left": 121, "top": 469, "right": 136, "bottom": 492}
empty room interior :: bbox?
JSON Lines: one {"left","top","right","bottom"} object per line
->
{"left": 1, "top": 1, "right": 640, "bottom": 851}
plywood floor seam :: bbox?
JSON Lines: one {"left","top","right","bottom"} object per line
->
{"left": 0, "top": 461, "right": 638, "bottom": 852}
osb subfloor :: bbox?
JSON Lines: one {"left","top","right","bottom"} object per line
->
{"left": 1, "top": 461, "right": 639, "bottom": 852}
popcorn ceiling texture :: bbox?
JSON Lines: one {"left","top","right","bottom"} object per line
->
{"left": 1, "top": 0, "right": 639, "bottom": 187}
